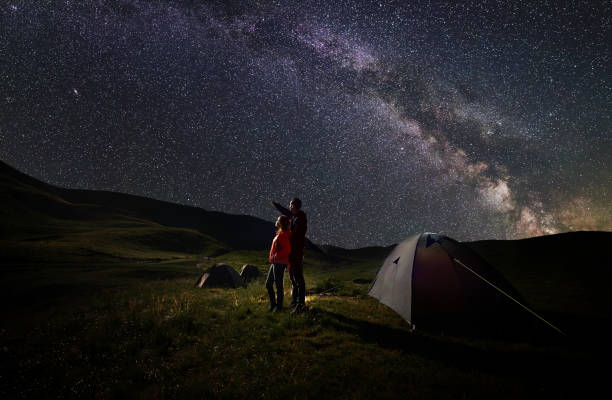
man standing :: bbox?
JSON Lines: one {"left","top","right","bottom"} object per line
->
{"left": 270, "top": 198, "right": 307, "bottom": 314}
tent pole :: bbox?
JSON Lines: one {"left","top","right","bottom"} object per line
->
{"left": 452, "top": 258, "right": 566, "bottom": 336}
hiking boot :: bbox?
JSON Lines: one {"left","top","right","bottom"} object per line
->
{"left": 274, "top": 304, "right": 283, "bottom": 312}
{"left": 268, "top": 303, "right": 276, "bottom": 312}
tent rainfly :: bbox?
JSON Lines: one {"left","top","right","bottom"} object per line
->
{"left": 195, "top": 263, "right": 245, "bottom": 288}
{"left": 368, "top": 233, "right": 564, "bottom": 336}
{"left": 240, "top": 264, "right": 262, "bottom": 283}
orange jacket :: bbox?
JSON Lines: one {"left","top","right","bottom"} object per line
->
{"left": 269, "top": 229, "right": 292, "bottom": 264}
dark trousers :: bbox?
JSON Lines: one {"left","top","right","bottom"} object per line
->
{"left": 289, "top": 259, "right": 306, "bottom": 305}
{"left": 265, "top": 263, "right": 286, "bottom": 307}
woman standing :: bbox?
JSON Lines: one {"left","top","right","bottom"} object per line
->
{"left": 266, "top": 215, "right": 292, "bottom": 312}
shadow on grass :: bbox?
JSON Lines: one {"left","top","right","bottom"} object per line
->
{"left": 313, "top": 308, "right": 600, "bottom": 386}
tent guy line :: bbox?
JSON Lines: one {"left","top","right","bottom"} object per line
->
{"left": 452, "top": 258, "right": 565, "bottom": 336}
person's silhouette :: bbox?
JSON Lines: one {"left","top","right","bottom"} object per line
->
{"left": 270, "top": 198, "right": 307, "bottom": 313}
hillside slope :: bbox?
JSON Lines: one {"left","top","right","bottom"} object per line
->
{"left": 0, "top": 161, "right": 269, "bottom": 261}
{"left": 1, "top": 163, "right": 232, "bottom": 261}
{"left": 0, "top": 160, "right": 329, "bottom": 262}
{"left": 464, "top": 231, "right": 612, "bottom": 324}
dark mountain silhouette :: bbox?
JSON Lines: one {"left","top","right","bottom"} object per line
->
{"left": 0, "top": 160, "right": 322, "bottom": 257}
{"left": 465, "top": 231, "right": 611, "bottom": 278}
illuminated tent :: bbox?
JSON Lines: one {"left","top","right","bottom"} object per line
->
{"left": 369, "top": 233, "right": 563, "bottom": 336}
{"left": 195, "top": 263, "right": 245, "bottom": 288}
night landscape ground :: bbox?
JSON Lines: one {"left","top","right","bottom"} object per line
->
{"left": 1, "top": 160, "right": 610, "bottom": 399}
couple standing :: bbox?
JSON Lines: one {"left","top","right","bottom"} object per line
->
{"left": 266, "top": 198, "right": 307, "bottom": 314}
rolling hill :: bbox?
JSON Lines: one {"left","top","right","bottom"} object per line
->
{"left": 465, "top": 232, "right": 612, "bottom": 320}
{"left": 0, "top": 160, "right": 321, "bottom": 262}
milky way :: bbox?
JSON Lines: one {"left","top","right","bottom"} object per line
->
{"left": 1, "top": 0, "right": 610, "bottom": 248}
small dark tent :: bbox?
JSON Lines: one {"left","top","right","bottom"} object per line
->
{"left": 369, "top": 233, "right": 563, "bottom": 336}
{"left": 240, "top": 264, "right": 261, "bottom": 283}
{"left": 195, "top": 263, "right": 245, "bottom": 288}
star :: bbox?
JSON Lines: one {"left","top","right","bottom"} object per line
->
{"left": 0, "top": 0, "right": 609, "bottom": 248}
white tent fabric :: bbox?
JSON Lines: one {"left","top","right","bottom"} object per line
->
{"left": 368, "top": 233, "right": 420, "bottom": 324}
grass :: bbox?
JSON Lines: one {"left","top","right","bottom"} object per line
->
{"left": 0, "top": 246, "right": 606, "bottom": 400}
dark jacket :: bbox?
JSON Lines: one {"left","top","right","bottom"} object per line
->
{"left": 272, "top": 202, "right": 307, "bottom": 260}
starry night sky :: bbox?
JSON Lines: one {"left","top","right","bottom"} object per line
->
{"left": 1, "top": 0, "right": 610, "bottom": 248}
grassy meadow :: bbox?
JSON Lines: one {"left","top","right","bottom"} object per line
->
{"left": 1, "top": 243, "right": 606, "bottom": 400}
